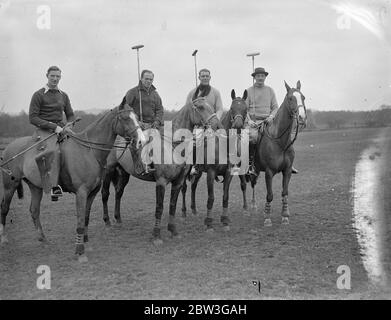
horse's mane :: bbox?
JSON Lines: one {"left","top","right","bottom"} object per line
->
{"left": 79, "top": 106, "right": 117, "bottom": 135}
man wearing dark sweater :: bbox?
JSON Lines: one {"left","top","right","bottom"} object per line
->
{"left": 29, "top": 66, "right": 75, "bottom": 200}
{"left": 123, "top": 69, "right": 164, "bottom": 174}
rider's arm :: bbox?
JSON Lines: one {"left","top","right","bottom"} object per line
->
{"left": 154, "top": 92, "right": 164, "bottom": 126}
{"left": 270, "top": 88, "right": 279, "bottom": 115}
{"left": 63, "top": 92, "right": 75, "bottom": 124}
{"left": 29, "top": 91, "right": 57, "bottom": 131}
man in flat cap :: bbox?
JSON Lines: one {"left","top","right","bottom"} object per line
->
{"left": 245, "top": 67, "right": 298, "bottom": 176}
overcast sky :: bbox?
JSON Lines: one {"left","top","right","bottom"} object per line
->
{"left": 0, "top": 0, "right": 390, "bottom": 114}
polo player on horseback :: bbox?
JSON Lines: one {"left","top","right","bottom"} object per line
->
{"left": 245, "top": 67, "right": 298, "bottom": 176}
{"left": 187, "top": 68, "right": 224, "bottom": 177}
{"left": 29, "top": 66, "right": 75, "bottom": 201}
{"left": 122, "top": 69, "right": 163, "bottom": 174}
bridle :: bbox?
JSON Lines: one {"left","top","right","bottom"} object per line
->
{"left": 191, "top": 99, "right": 218, "bottom": 129}
{"left": 263, "top": 90, "right": 307, "bottom": 151}
{"left": 68, "top": 108, "right": 141, "bottom": 152}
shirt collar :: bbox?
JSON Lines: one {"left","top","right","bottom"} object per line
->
{"left": 44, "top": 84, "right": 63, "bottom": 94}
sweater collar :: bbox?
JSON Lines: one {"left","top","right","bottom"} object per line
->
{"left": 138, "top": 81, "right": 156, "bottom": 93}
{"left": 44, "top": 84, "right": 63, "bottom": 94}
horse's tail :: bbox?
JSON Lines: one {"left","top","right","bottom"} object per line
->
{"left": 16, "top": 181, "right": 24, "bottom": 199}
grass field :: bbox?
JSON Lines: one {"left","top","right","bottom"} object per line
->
{"left": 1, "top": 127, "right": 391, "bottom": 299}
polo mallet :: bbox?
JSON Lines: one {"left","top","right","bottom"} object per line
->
{"left": 192, "top": 50, "right": 198, "bottom": 89}
{"left": 246, "top": 52, "right": 260, "bottom": 119}
{"left": 132, "top": 44, "right": 144, "bottom": 122}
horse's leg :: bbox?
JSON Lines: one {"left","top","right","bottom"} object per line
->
{"left": 281, "top": 169, "right": 292, "bottom": 225}
{"left": 221, "top": 170, "right": 233, "bottom": 231}
{"left": 26, "top": 181, "right": 46, "bottom": 242}
{"left": 75, "top": 188, "right": 88, "bottom": 262}
{"left": 84, "top": 184, "right": 101, "bottom": 244}
{"left": 251, "top": 177, "right": 257, "bottom": 210}
{"left": 264, "top": 169, "right": 274, "bottom": 227}
{"left": 101, "top": 169, "right": 112, "bottom": 227}
{"left": 190, "top": 173, "right": 201, "bottom": 215}
{"left": 181, "top": 180, "right": 187, "bottom": 218}
{"left": 204, "top": 169, "right": 215, "bottom": 231}
{"left": 167, "top": 180, "right": 183, "bottom": 238}
{"left": 0, "top": 182, "right": 18, "bottom": 244}
{"left": 114, "top": 168, "right": 129, "bottom": 224}
{"left": 239, "top": 175, "right": 248, "bottom": 211}
{"left": 152, "top": 179, "right": 166, "bottom": 246}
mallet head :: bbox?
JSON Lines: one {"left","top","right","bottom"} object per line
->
{"left": 192, "top": 50, "right": 198, "bottom": 56}
{"left": 246, "top": 52, "right": 260, "bottom": 57}
{"left": 132, "top": 45, "right": 144, "bottom": 50}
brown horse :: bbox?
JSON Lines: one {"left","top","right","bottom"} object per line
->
{"left": 101, "top": 96, "right": 221, "bottom": 245}
{"left": 0, "top": 104, "right": 144, "bottom": 262}
{"left": 252, "top": 80, "right": 307, "bottom": 226}
{"left": 180, "top": 89, "right": 248, "bottom": 231}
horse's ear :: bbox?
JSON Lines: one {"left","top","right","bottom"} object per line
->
{"left": 231, "top": 89, "right": 236, "bottom": 100}
{"left": 284, "top": 81, "right": 291, "bottom": 93}
{"left": 119, "top": 96, "right": 126, "bottom": 109}
{"left": 242, "top": 90, "right": 248, "bottom": 101}
{"left": 296, "top": 80, "right": 301, "bottom": 91}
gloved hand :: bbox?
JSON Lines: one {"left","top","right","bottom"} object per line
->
{"left": 265, "top": 114, "right": 274, "bottom": 124}
{"left": 63, "top": 126, "right": 75, "bottom": 135}
{"left": 54, "top": 126, "right": 63, "bottom": 134}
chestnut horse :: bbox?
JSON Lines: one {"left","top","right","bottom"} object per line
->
{"left": 0, "top": 104, "right": 144, "bottom": 262}
{"left": 252, "top": 80, "right": 306, "bottom": 226}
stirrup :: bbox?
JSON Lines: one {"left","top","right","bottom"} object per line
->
{"left": 51, "top": 185, "right": 63, "bottom": 201}
{"left": 247, "top": 165, "right": 258, "bottom": 177}
{"left": 190, "top": 166, "right": 198, "bottom": 176}
{"left": 142, "top": 165, "right": 156, "bottom": 175}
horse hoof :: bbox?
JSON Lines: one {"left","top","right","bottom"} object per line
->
{"left": 115, "top": 219, "right": 122, "bottom": 224}
{"left": 38, "top": 235, "right": 48, "bottom": 243}
{"left": 152, "top": 238, "right": 163, "bottom": 246}
{"left": 104, "top": 221, "right": 111, "bottom": 227}
{"left": 264, "top": 219, "right": 272, "bottom": 227}
{"left": 78, "top": 254, "right": 89, "bottom": 263}
{"left": 205, "top": 227, "right": 214, "bottom": 233}
{"left": 251, "top": 203, "right": 257, "bottom": 210}
{"left": 282, "top": 217, "right": 289, "bottom": 225}
{"left": 191, "top": 209, "right": 198, "bottom": 215}
{"left": 223, "top": 225, "right": 230, "bottom": 232}
{"left": 171, "top": 233, "right": 182, "bottom": 240}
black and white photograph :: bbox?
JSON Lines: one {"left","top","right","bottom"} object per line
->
{"left": 1, "top": 0, "right": 391, "bottom": 302}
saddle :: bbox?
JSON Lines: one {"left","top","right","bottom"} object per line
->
{"left": 33, "top": 129, "right": 63, "bottom": 193}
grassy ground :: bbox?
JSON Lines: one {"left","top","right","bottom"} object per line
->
{"left": 0, "top": 127, "right": 391, "bottom": 299}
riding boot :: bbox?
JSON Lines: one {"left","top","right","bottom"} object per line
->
{"left": 246, "top": 143, "right": 258, "bottom": 177}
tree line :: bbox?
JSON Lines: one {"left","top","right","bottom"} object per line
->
{"left": 1, "top": 106, "right": 390, "bottom": 137}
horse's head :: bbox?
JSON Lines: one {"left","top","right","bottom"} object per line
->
{"left": 283, "top": 80, "right": 307, "bottom": 128}
{"left": 190, "top": 88, "right": 221, "bottom": 130}
{"left": 114, "top": 103, "right": 146, "bottom": 149}
{"left": 229, "top": 89, "right": 248, "bottom": 129}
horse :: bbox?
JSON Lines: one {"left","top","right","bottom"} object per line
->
{"left": 180, "top": 89, "right": 248, "bottom": 231}
{"left": 252, "top": 80, "right": 307, "bottom": 226}
{"left": 0, "top": 104, "right": 144, "bottom": 262}
{"left": 101, "top": 94, "right": 222, "bottom": 245}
